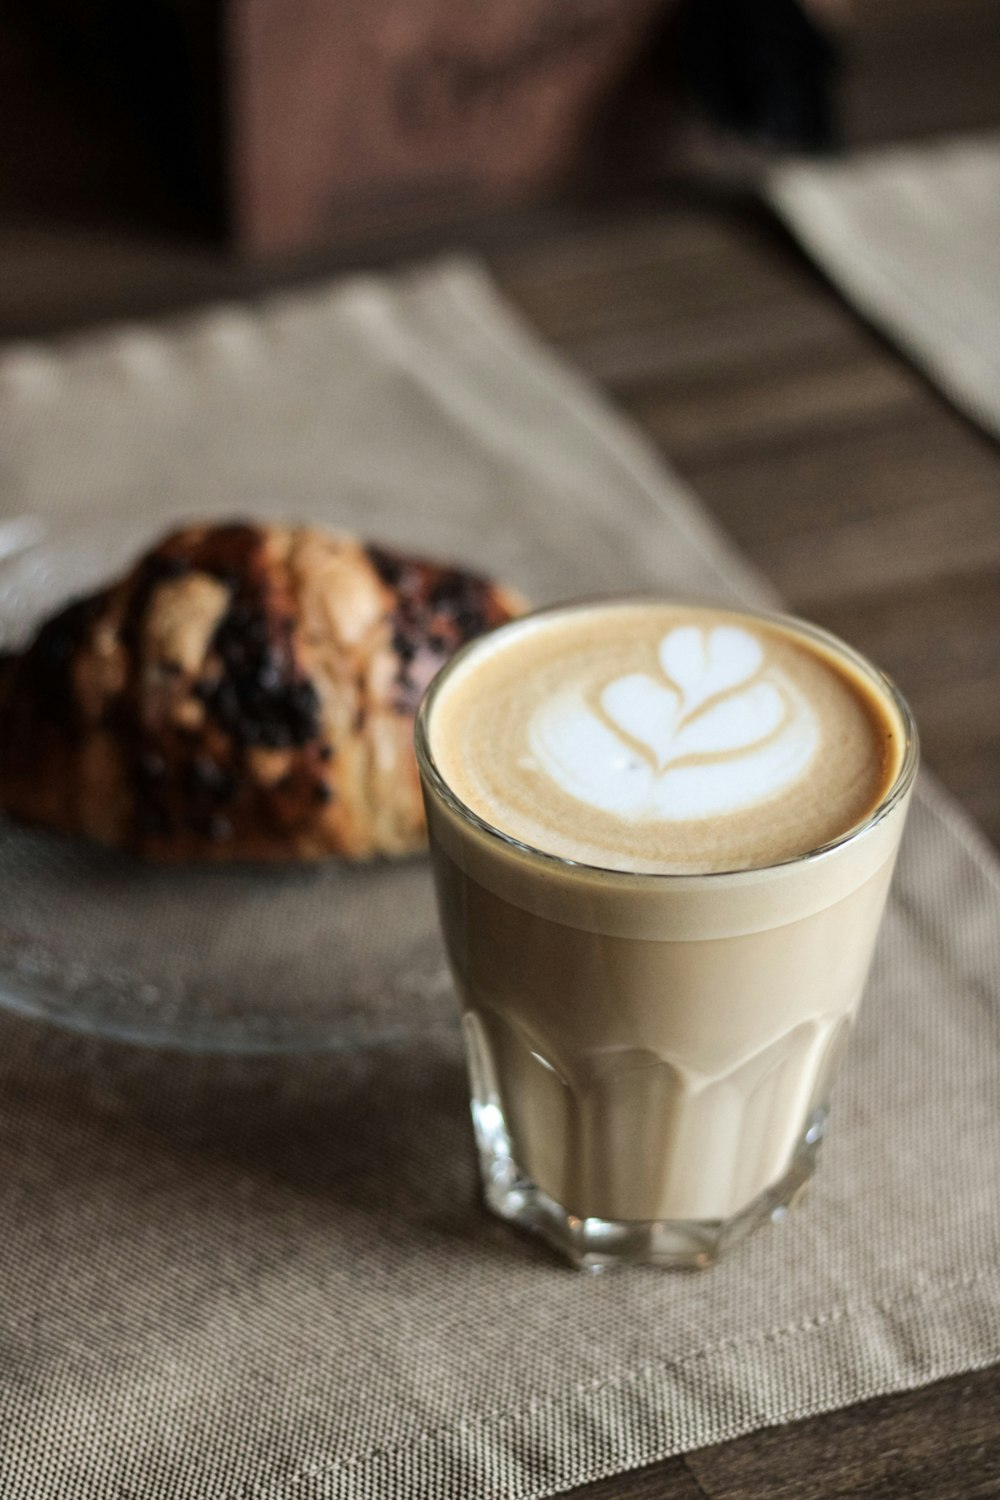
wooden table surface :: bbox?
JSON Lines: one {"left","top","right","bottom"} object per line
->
{"left": 2, "top": 0, "right": 999, "bottom": 1494}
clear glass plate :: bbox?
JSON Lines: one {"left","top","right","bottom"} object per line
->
{"left": 0, "top": 505, "right": 455, "bottom": 1053}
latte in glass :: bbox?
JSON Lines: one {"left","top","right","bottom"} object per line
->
{"left": 416, "top": 602, "right": 917, "bottom": 1269}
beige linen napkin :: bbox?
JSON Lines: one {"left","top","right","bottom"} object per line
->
{"left": 0, "top": 262, "right": 998, "bottom": 1500}
{"left": 768, "top": 133, "right": 1000, "bottom": 441}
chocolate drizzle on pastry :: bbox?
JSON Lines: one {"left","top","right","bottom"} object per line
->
{"left": 117, "top": 525, "right": 329, "bottom": 848}
{"left": 175, "top": 527, "right": 321, "bottom": 751}
{"left": 368, "top": 545, "right": 514, "bottom": 715}
{"left": 0, "top": 521, "right": 523, "bottom": 861}
{"left": 5, "top": 592, "right": 108, "bottom": 740}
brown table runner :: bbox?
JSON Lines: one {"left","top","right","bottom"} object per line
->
{"left": 0, "top": 262, "right": 998, "bottom": 1499}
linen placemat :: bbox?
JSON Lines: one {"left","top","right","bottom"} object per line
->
{"left": 768, "top": 132, "right": 1000, "bottom": 442}
{"left": 0, "top": 262, "right": 998, "bottom": 1500}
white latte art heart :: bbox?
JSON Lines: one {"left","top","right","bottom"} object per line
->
{"left": 600, "top": 674, "right": 680, "bottom": 768}
{"left": 528, "top": 626, "right": 820, "bottom": 821}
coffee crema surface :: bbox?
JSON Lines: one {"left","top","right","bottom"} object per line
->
{"left": 430, "top": 603, "right": 902, "bottom": 874}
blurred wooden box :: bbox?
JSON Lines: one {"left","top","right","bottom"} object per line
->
{"left": 227, "top": 0, "right": 668, "bottom": 252}
{"left": 27, "top": 0, "right": 673, "bottom": 254}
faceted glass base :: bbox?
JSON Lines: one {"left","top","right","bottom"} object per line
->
{"left": 473, "top": 1096, "right": 825, "bottom": 1271}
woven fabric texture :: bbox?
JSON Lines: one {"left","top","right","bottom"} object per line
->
{"left": 0, "top": 262, "right": 998, "bottom": 1499}
{"left": 769, "top": 132, "right": 1000, "bottom": 442}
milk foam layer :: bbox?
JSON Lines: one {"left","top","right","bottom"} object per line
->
{"left": 430, "top": 604, "right": 902, "bottom": 874}
{"left": 530, "top": 623, "right": 820, "bottom": 822}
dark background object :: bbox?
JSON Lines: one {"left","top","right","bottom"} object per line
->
{"left": 9, "top": 0, "right": 223, "bottom": 231}
{"left": 12, "top": 0, "right": 674, "bottom": 253}
{"left": 678, "top": 0, "right": 841, "bottom": 150}
{"left": 8, "top": 0, "right": 838, "bottom": 256}
{"left": 226, "top": 0, "right": 667, "bottom": 253}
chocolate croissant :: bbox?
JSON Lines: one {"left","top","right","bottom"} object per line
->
{"left": 0, "top": 522, "right": 523, "bottom": 861}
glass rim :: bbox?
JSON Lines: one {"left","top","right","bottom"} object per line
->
{"left": 414, "top": 597, "right": 920, "bottom": 885}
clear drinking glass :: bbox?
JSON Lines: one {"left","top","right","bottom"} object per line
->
{"left": 415, "top": 603, "right": 918, "bottom": 1270}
